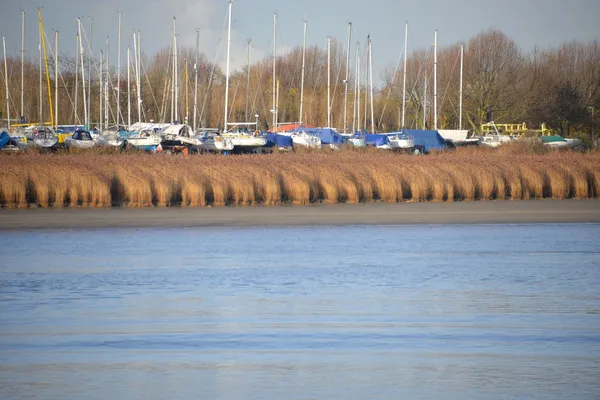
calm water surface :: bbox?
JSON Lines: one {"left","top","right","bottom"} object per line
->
{"left": 1, "top": 224, "right": 599, "bottom": 399}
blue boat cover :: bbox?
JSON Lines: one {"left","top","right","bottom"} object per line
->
{"left": 401, "top": 129, "right": 447, "bottom": 152}
{"left": 0, "top": 131, "right": 9, "bottom": 149}
{"left": 266, "top": 132, "right": 293, "bottom": 148}
{"left": 364, "top": 134, "right": 389, "bottom": 147}
{"left": 289, "top": 127, "right": 344, "bottom": 145}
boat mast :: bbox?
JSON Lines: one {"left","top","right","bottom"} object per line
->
{"left": 87, "top": 17, "right": 92, "bottom": 129}
{"left": 423, "top": 69, "right": 427, "bottom": 129}
{"left": 276, "top": 79, "right": 279, "bottom": 129}
{"left": 170, "top": 22, "right": 174, "bottom": 123}
{"left": 133, "top": 32, "right": 141, "bottom": 124}
{"left": 55, "top": 31, "right": 58, "bottom": 129}
{"left": 104, "top": 36, "right": 109, "bottom": 129}
{"left": 368, "top": 36, "right": 374, "bottom": 133}
{"left": 39, "top": 8, "right": 54, "bottom": 129}
{"left": 459, "top": 44, "right": 464, "bottom": 130}
{"left": 272, "top": 12, "right": 277, "bottom": 130}
{"left": 327, "top": 36, "right": 331, "bottom": 128}
{"left": 174, "top": 19, "right": 179, "bottom": 123}
{"left": 299, "top": 19, "right": 306, "bottom": 126}
{"left": 193, "top": 29, "right": 199, "bottom": 131}
{"left": 343, "top": 22, "right": 352, "bottom": 134}
{"left": 77, "top": 18, "right": 87, "bottom": 129}
{"left": 185, "top": 57, "right": 188, "bottom": 124}
{"left": 245, "top": 39, "right": 251, "bottom": 123}
{"left": 401, "top": 22, "right": 408, "bottom": 129}
{"left": 39, "top": 22, "right": 42, "bottom": 125}
{"left": 223, "top": 0, "right": 232, "bottom": 133}
{"left": 74, "top": 32, "right": 78, "bottom": 124}
{"left": 99, "top": 49, "right": 103, "bottom": 130}
{"left": 433, "top": 29, "right": 437, "bottom": 130}
{"left": 117, "top": 11, "right": 121, "bottom": 128}
{"left": 356, "top": 42, "right": 360, "bottom": 133}
{"left": 3, "top": 37, "right": 10, "bottom": 132}
{"left": 20, "top": 10, "right": 24, "bottom": 121}
{"left": 127, "top": 46, "right": 131, "bottom": 129}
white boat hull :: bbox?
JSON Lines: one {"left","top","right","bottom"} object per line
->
{"left": 127, "top": 136, "right": 162, "bottom": 148}
{"left": 438, "top": 129, "right": 469, "bottom": 144}
{"left": 291, "top": 133, "right": 321, "bottom": 148}
{"left": 65, "top": 138, "right": 96, "bottom": 149}
{"left": 32, "top": 137, "right": 59, "bottom": 148}
{"left": 479, "top": 135, "right": 514, "bottom": 148}
{"left": 348, "top": 138, "right": 366, "bottom": 147}
{"left": 388, "top": 136, "right": 415, "bottom": 149}
{"left": 195, "top": 137, "right": 234, "bottom": 152}
{"left": 223, "top": 135, "right": 267, "bottom": 151}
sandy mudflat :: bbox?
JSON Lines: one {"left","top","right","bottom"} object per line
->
{"left": 1, "top": 200, "right": 599, "bottom": 230}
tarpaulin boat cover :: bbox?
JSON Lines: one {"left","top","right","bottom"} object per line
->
{"left": 364, "top": 134, "right": 389, "bottom": 147}
{"left": 290, "top": 127, "right": 344, "bottom": 145}
{"left": 266, "top": 132, "right": 293, "bottom": 148}
{"left": 401, "top": 129, "right": 447, "bottom": 152}
{"left": 0, "top": 131, "right": 9, "bottom": 149}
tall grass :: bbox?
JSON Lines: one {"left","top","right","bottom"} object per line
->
{"left": 1, "top": 148, "right": 599, "bottom": 208}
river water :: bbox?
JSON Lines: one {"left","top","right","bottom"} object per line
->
{"left": 1, "top": 224, "right": 599, "bottom": 399}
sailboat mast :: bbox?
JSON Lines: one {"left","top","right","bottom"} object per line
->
{"left": 39, "top": 8, "right": 54, "bottom": 129}
{"left": 185, "top": 57, "right": 188, "bottom": 124}
{"left": 193, "top": 29, "right": 199, "bottom": 131}
{"left": 368, "top": 36, "right": 374, "bottom": 134}
{"left": 401, "top": 22, "right": 408, "bottom": 129}
{"left": 433, "top": 29, "right": 437, "bottom": 130}
{"left": 275, "top": 79, "right": 279, "bottom": 129}
{"left": 134, "top": 32, "right": 141, "bottom": 124}
{"left": 87, "top": 17, "right": 92, "bottom": 128}
{"left": 20, "top": 10, "right": 24, "bottom": 120}
{"left": 343, "top": 22, "right": 352, "bottom": 134}
{"left": 55, "top": 31, "right": 58, "bottom": 129}
{"left": 3, "top": 37, "right": 10, "bottom": 131}
{"left": 245, "top": 39, "right": 251, "bottom": 123}
{"left": 105, "top": 36, "right": 109, "bottom": 129}
{"left": 459, "top": 44, "right": 464, "bottom": 130}
{"left": 117, "top": 11, "right": 121, "bottom": 128}
{"left": 327, "top": 36, "right": 331, "bottom": 128}
{"left": 299, "top": 19, "right": 306, "bottom": 126}
{"left": 223, "top": 0, "right": 232, "bottom": 133}
{"left": 77, "top": 18, "right": 88, "bottom": 128}
{"left": 272, "top": 13, "right": 277, "bottom": 130}
{"left": 170, "top": 23, "right": 174, "bottom": 123}
{"left": 423, "top": 69, "right": 427, "bottom": 129}
{"left": 356, "top": 42, "right": 360, "bottom": 133}
{"left": 39, "top": 25, "right": 42, "bottom": 125}
{"left": 74, "top": 32, "right": 78, "bottom": 124}
{"left": 127, "top": 46, "right": 131, "bottom": 129}
{"left": 100, "top": 50, "right": 103, "bottom": 130}
{"left": 173, "top": 17, "right": 179, "bottom": 122}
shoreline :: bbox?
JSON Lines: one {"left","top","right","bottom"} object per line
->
{"left": 1, "top": 200, "right": 599, "bottom": 230}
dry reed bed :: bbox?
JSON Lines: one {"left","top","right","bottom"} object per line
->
{"left": 1, "top": 149, "right": 600, "bottom": 208}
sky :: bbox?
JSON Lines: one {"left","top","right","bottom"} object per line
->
{"left": 1, "top": 0, "right": 599, "bottom": 83}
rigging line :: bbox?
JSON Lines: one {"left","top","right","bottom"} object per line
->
{"left": 377, "top": 39, "right": 405, "bottom": 127}
{"left": 78, "top": 25, "right": 101, "bottom": 88}
{"left": 330, "top": 37, "right": 347, "bottom": 126}
{"left": 159, "top": 42, "right": 174, "bottom": 123}
{"left": 140, "top": 55, "right": 162, "bottom": 123}
{"left": 199, "top": 9, "right": 228, "bottom": 127}
{"left": 438, "top": 50, "right": 461, "bottom": 123}
{"left": 41, "top": 31, "right": 78, "bottom": 125}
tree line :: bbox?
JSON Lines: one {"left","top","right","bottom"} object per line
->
{"left": 1, "top": 29, "right": 598, "bottom": 138}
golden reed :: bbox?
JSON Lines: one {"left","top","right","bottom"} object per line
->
{"left": 1, "top": 145, "right": 599, "bottom": 208}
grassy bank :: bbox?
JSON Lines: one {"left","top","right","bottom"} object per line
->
{"left": 1, "top": 145, "right": 599, "bottom": 208}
